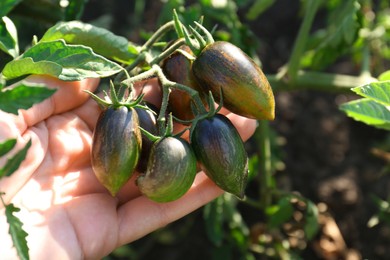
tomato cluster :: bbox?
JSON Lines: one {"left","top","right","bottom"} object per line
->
{"left": 89, "top": 18, "right": 275, "bottom": 203}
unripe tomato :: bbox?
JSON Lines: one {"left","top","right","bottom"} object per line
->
{"left": 91, "top": 106, "right": 142, "bottom": 196}
{"left": 190, "top": 114, "right": 248, "bottom": 198}
{"left": 192, "top": 41, "right": 275, "bottom": 120}
{"left": 137, "top": 136, "right": 197, "bottom": 203}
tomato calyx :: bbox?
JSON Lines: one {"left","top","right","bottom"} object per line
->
{"left": 173, "top": 9, "right": 214, "bottom": 56}
{"left": 84, "top": 80, "right": 148, "bottom": 112}
{"left": 185, "top": 90, "right": 223, "bottom": 140}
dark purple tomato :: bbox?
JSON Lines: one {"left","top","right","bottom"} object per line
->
{"left": 91, "top": 106, "right": 141, "bottom": 196}
{"left": 191, "top": 114, "right": 248, "bottom": 198}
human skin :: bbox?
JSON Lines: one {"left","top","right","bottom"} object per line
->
{"left": 0, "top": 75, "right": 257, "bottom": 260}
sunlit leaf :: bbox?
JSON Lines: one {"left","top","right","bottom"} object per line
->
{"left": 305, "top": 0, "right": 360, "bottom": 69}
{"left": 352, "top": 81, "right": 390, "bottom": 106}
{"left": 0, "top": 16, "right": 19, "bottom": 58}
{"left": 41, "top": 21, "right": 139, "bottom": 63}
{"left": 0, "top": 83, "right": 56, "bottom": 114}
{"left": 340, "top": 98, "right": 390, "bottom": 130}
{"left": 5, "top": 203, "right": 29, "bottom": 260}
{"left": 2, "top": 39, "right": 122, "bottom": 81}
{"left": 0, "top": 138, "right": 17, "bottom": 157}
{"left": 0, "top": 139, "right": 31, "bottom": 177}
{"left": 378, "top": 70, "right": 390, "bottom": 81}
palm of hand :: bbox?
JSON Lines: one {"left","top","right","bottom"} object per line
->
{"left": 0, "top": 76, "right": 256, "bottom": 259}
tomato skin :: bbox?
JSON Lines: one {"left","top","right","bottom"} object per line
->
{"left": 135, "top": 104, "right": 157, "bottom": 172}
{"left": 162, "top": 45, "right": 205, "bottom": 122}
{"left": 192, "top": 41, "right": 275, "bottom": 120}
{"left": 190, "top": 114, "right": 248, "bottom": 198}
{"left": 136, "top": 136, "right": 197, "bottom": 203}
{"left": 91, "top": 106, "right": 141, "bottom": 196}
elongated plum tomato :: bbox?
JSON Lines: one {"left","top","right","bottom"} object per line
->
{"left": 192, "top": 41, "right": 275, "bottom": 120}
{"left": 136, "top": 136, "right": 197, "bottom": 203}
{"left": 191, "top": 114, "right": 248, "bottom": 198}
{"left": 162, "top": 45, "right": 206, "bottom": 122}
{"left": 91, "top": 106, "right": 141, "bottom": 196}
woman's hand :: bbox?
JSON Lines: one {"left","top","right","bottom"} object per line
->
{"left": 0, "top": 75, "right": 257, "bottom": 260}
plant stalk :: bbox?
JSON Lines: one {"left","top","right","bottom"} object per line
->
{"left": 140, "top": 21, "right": 175, "bottom": 51}
{"left": 286, "top": 0, "right": 322, "bottom": 81}
{"left": 257, "top": 120, "right": 273, "bottom": 208}
{"left": 267, "top": 70, "right": 376, "bottom": 92}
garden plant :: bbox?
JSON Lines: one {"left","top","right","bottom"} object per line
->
{"left": 1, "top": 0, "right": 390, "bottom": 259}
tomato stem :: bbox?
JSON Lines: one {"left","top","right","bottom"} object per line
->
{"left": 157, "top": 83, "right": 170, "bottom": 135}
{"left": 150, "top": 38, "right": 186, "bottom": 65}
{"left": 140, "top": 21, "right": 175, "bottom": 51}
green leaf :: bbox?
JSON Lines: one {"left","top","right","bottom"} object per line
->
{"left": 0, "top": 0, "right": 23, "bottom": 17}
{"left": 378, "top": 70, "right": 390, "bottom": 81}
{"left": 340, "top": 98, "right": 390, "bottom": 130}
{"left": 203, "top": 196, "right": 224, "bottom": 246}
{"left": 266, "top": 196, "right": 294, "bottom": 229}
{"left": 0, "top": 16, "right": 19, "bottom": 58}
{"left": 0, "top": 83, "right": 56, "bottom": 114}
{"left": 325, "top": 0, "right": 360, "bottom": 47}
{"left": 5, "top": 203, "right": 29, "bottom": 260}
{"left": 2, "top": 39, "right": 123, "bottom": 81}
{"left": 2, "top": 58, "right": 62, "bottom": 80}
{"left": 305, "top": 0, "right": 360, "bottom": 69}
{"left": 352, "top": 81, "right": 390, "bottom": 106}
{"left": 0, "top": 138, "right": 17, "bottom": 157}
{"left": 65, "top": 0, "right": 87, "bottom": 21}
{"left": 0, "top": 139, "right": 31, "bottom": 177}
{"left": 0, "top": 75, "right": 5, "bottom": 90}
{"left": 304, "top": 200, "right": 319, "bottom": 240}
{"left": 246, "top": 0, "right": 276, "bottom": 20}
{"left": 40, "top": 21, "right": 139, "bottom": 64}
